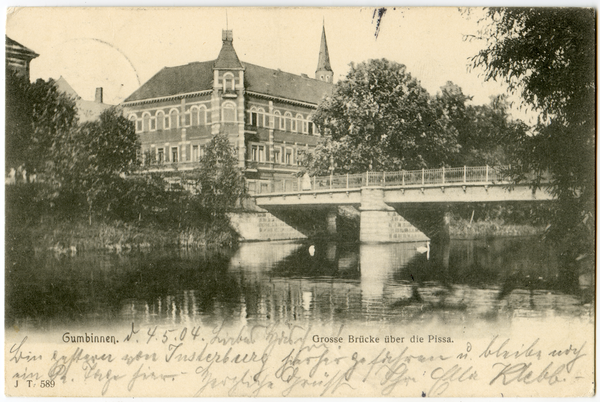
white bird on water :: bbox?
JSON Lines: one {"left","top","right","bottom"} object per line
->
{"left": 308, "top": 245, "right": 315, "bottom": 256}
{"left": 416, "top": 242, "right": 430, "bottom": 260}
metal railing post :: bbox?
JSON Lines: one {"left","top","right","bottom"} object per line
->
{"left": 383, "top": 171, "right": 386, "bottom": 186}
{"left": 402, "top": 170, "right": 405, "bottom": 186}
{"left": 486, "top": 165, "right": 489, "bottom": 182}
{"left": 346, "top": 173, "right": 349, "bottom": 189}
{"left": 464, "top": 166, "right": 466, "bottom": 183}
{"left": 442, "top": 166, "right": 445, "bottom": 185}
{"left": 330, "top": 173, "right": 333, "bottom": 189}
{"left": 313, "top": 175, "right": 316, "bottom": 190}
{"left": 366, "top": 171, "right": 369, "bottom": 187}
{"left": 422, "top": 168, "right": 424, "bottom": 185}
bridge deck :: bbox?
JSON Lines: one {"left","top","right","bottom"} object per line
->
{"left": 253, "top": 166, "right": 552, "bottom": 206}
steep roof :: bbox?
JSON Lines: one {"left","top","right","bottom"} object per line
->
{"left": 55, "top": 76, "right": 80, "bottom": 100}
{"left": 124, "top": 61, "right": 214, "bottom": 102}
{"left": 214, "top": 30, "right": 244, "bottom": 70}
{"left": 124, "top": 61, "right": 333, "bottom": 105}
{"left": 53, "top": 76, "right": 113, "bottom": 122}
{"left": 244, "top": 63, "right": 333, "bottom": 104}
{"left": 6, "top": 35, "right": 39, "bottom": 61}
{"left": 316, "top": 26, "right": 332, "bottom": 73}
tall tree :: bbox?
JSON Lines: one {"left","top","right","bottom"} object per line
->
{"left": 470, "top": 8, "right": 595, "bottom": 255}
{"left": 309, "top": 59, "right": 460, "bottom": 175}
{"left": 49, "top": 107, "right": 140, "bottom": 222}
{"left": 194, "top": 134, "right": 246, "bottom": 216}
{"left": 5, "top": 73, "right": 78, "bottom": 179}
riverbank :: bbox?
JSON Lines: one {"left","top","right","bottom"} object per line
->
{"left": 7, "top": 218, "right": 238, "bottom": 254}
{"left": 9, "top": 215, "right": 546, "bottom": 254}
{"left": 449, "top": 216, "right": 545, "bottom": 239}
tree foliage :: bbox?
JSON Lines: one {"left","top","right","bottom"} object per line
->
{"left": 470, "top": 7, "right": 595, "bottom": 255}
{"left": 47, "top": 107, "right": 140, "bottom": 222}
{"left": 437, "top": 82, "right": 528, "bottom": 166}
{"left": 309, "top": 59, "right": 461, "bottom": 174}
{"left": 194, "top": 134, "right": 246, "bottom": 216}
{"left": 5, "top": 72, "right": 78, "bottom": 178}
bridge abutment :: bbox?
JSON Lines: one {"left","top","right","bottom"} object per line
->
{"left": 359, "top": 188, "right": 429, "bottom": 243}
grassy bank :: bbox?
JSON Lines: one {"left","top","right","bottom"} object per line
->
{"left": 6, "top": 182, "right": 240, "bottom": 254}
{"left": 7, "top": 218, "right": 239, "bottom": 255}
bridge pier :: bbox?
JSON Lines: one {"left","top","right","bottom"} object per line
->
{"left": 359, "top": 187, "right": 429, "bottom": 243}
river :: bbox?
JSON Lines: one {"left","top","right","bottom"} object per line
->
{"left": 6, "top": 237, "right": 593, "bottom": 330}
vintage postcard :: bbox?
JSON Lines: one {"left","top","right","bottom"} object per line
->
{"left": 5, "top": 7, "right": 595, "bottom": 397}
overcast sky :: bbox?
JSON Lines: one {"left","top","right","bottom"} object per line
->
{"left": 7, "top": 7, "right": 533, "bottom": 121}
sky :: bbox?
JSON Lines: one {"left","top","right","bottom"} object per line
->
{"left": 7, "top": 7, "right": 531, "bottom": 121}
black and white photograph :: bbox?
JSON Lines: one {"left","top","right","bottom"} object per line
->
{"left": 5, "top": 7, "right": 595, "bottom": 397}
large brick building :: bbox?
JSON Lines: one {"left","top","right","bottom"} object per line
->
{"left": 122, "top": 27, "right": 334, "bottom": 194}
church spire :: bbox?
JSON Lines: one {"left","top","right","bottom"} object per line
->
{"left": 315, "top": 24, "right": 333, "bottom": 82}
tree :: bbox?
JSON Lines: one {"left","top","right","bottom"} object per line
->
{"left": 470, "top": 8, "right": 595, "bottom": 256}
{"left": 194, "top": 134, "right": 246, "bottom": 217}
{"left": 436, "top": 82, "right": 529, "bottom": 166}
{"left": 309, "top": 59, "right": 461, "bottom": 175}
{"left": 49, "top": 107, "right": 140, "bottom": 222}
{"left": 5, "top": 73, "right": 78, "bottom": 180}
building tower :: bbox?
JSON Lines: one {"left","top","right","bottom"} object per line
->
{"left": 315, "top": 25, "right": 333, "bottom": 82}
{"left": 212, "top": 29, "right": 246, "bottom": 168}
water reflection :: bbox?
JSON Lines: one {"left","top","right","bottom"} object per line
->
{"left": 6, "top": 237, "right": 593, "bottom": 330}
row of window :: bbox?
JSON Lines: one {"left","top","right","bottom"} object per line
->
{"left": 249, "top": 144, "right": 312, "bottom": 165}
{"left": 248, "top": 109, "right": 316, "bottom": 134}
{"left": 143, "top": 143, "right": 308, "bottom": 166}
{"left": 130, "top": 105, "right": 216, "bottom": 133}
{"left": 130, "top": 105, "right": 318, "bottom": 135}
{"left": 144, "top": 144, "right": 207, "bottom": 164}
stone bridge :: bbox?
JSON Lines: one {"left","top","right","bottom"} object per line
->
{"left": 246, "top": 166, "right": 553, "bottom": 243}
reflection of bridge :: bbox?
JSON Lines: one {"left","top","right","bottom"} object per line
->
{"left": 252, "top": 166, "right": 553, "bottom": 242}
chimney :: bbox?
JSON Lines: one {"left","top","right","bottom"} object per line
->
{"left": 95, "top": 87, "right": 103, "bottom": 103}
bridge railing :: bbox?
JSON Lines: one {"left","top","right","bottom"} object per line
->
{"left": 255, "top": 166, "right": 509, "bottom": 195}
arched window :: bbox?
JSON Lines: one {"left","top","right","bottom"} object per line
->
{"left": 142, "top": 112, "right": 151, "bottom": 132}
{"left": 198, "top": 106, "right": 207, "bottom": 125}
{"left": 295, "top": 114, "right": 303, "bottom": 133}
{"left": 191, "top": 106, "right": 199, "bottom": 126}
{"left": 129, "top": 114, "right": 142, "bottom": 133}
{"left": 169, "top": 109, "right": 179, "bottom": 129}
{"left": 257, "top": 108, "right": 265, "bottom": 128}
{"left": 222, "top": 102, "right": 236, "bottom": 122}
{"left": 223, "top": 73, "right": 235, "bottom": 92}
{"left": 284, "top": 112, "right": 292, "bottom": 131}
{"left": 156, "top": 111, "right": 164, "bottom": 130}
{"left": 249, "top": 107, "right": 258, "bottom": 126}
{"left": 273, "top": 110, "right": 281, "bottom": 130}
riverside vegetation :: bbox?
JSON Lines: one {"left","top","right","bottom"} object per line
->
{"left": 6, "top": 71, "right": 246, "bottom": 253}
